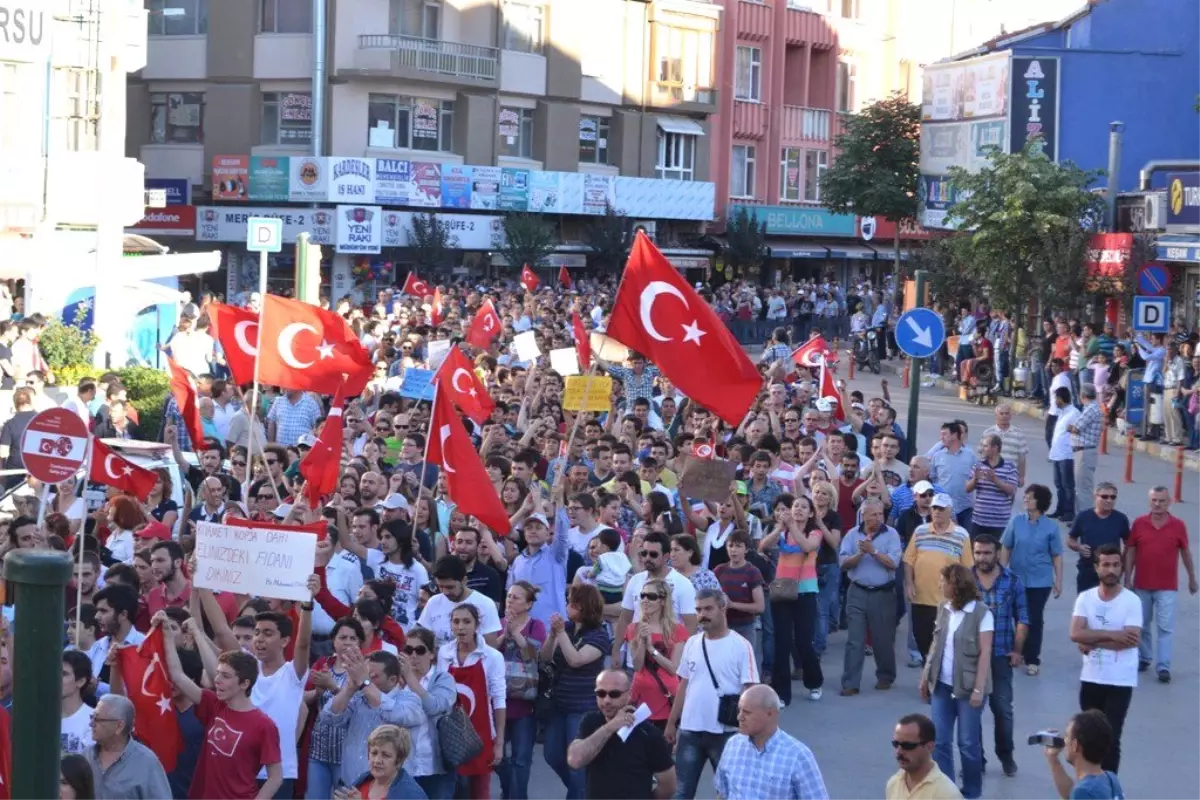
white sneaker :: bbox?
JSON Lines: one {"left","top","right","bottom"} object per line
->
{"left": 808, "top": 688, "right": 823, "bottom": 701}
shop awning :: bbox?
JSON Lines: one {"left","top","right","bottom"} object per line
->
{"left": 769, "top": 243, "right": 830, "bottom": 259}
{"left": 872, "top": 248, "right": 910, "bottom": 262}
{"left": 657, "top": 115, "right": 706, "bottom": 136}
{"left": 826, "top": 244, "right": 878, "bottom": 260}
{"left": 1156, "top": 235, "right": 1200, "bottom": 262}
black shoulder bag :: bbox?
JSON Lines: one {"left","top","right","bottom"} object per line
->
{"left": 701, "top": 636, "right": 742, "bottom": 728}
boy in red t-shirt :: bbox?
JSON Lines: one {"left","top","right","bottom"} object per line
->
{"left": 159, "top": 612, "right": 283, "bottom": 799}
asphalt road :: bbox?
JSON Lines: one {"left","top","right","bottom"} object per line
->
{"left": 513, "top": 360, "right": 1200, "bottom": 799}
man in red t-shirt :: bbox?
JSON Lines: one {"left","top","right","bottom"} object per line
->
{"left": 1124, "top": 486, "right": 1198, "bottom": 684}
{"left": 160, "top": 614, "right": 283, "bottom": 799}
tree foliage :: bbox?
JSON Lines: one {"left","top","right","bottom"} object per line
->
{"left": 945, "top": 141, "right": 1104, "bottom": 316}
{"left": 912, "top": 238, "right": 980, "bottom": 317}
{"left": 407, "top": 212, "right": 453, "bottom": 272}
{"left": 40, "top": 307, "right": 99, "bottom": 370}
{"left": 584, "top": 204, "right": 633, "bottom": 271}
{"left": 498, "top": 212, "right": 556, "bottom": 273}
{"left": 723, "top": 206, "right": 768, "bottom": 280}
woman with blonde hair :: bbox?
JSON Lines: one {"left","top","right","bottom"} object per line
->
{"left": 625, "top": 577, "right": 687, "bottom": 730}
{"left": 334, "top": 724, "right": 425, "bottom": 799}
{"left": 809, "top": 480, "right": 843, "bottom": 657}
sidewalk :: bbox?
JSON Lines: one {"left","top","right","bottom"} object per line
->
{"left": 875, "top": 357, "right": 1200, "bottom": 473}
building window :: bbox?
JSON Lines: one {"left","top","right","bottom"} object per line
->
{"left": 656, "top": 132, "right": 696, "bottom": 181}
{"left": 780, "top": 147, "right": 802, "bottom": 201}
{"left": 804, "top": 149, "right": 827, "bottom": 202}
{"left": 390, "top": 0, "right": 440, "bottom": 39}
{"left": 840, "top": 0, "right": 859, "bottom": 17}
{"left": 147, "top": 0, "right": 207, "bottom": 35}
{"left": 836, "top": 60, "right": 856, "bottom": 112}
{"left": 367, "top": 94, "right": 454, "bottom": 151}
{"left": 730, "top": 144, "right": 755, "bottom": 198}
{"left": 150, "top": 92, "right": 204, "bottom": 144}
{"left": 260, "top": 0, "right": 312, "bottom": 33}
{"left": 498, "top": 106, "right": 534, "bottom": 158}
{"left": 503, "top": 1, "right": 544, "bottom": 54}
{"left": 50, "top": 68, "right": 97, "bottom": 152}
{"left": 734, "top": 46, "right": 761, "bottom": 102}
{"left": 655, "top": 25, "right": 714, "bottom": 104}
{"left": 578, "top": 115, "right": 609, "bottom": 164}
{"left": 0, "top": 63, "right": 35, "bottom": 153}
{"left": 262, "top": 92, "right": 312, "bottom": 145}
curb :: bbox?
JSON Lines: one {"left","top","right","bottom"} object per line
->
{"left": 874, "top": 358, "right": 1200, "bottom": 474}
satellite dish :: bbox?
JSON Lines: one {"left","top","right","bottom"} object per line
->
{"left": 590, "top": 331, "right": 630, "bottom": 362}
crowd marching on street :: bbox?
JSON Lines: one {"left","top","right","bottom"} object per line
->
{"left": 0, "top": 233, "right": 1193, "bottom": 800}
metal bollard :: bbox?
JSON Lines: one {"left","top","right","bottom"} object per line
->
{"left": 1123, "top": 427, "right": 1135, "bottom": 484}
{"left": 4, "top": 549, "right": 73, "bottom": 800}
{"left": 1174, "top": 446, "right": 1185, "bottom": 503}
{"left": 903, "top": 361, "right": 911, "bottom": 389}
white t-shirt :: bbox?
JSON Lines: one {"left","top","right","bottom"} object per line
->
{"left": 701, "top": 522, "right": 736, "bottom": 570}
{"left": 567, "top": 524, "right": 612, "bottom": 561}
{"left": 621, "top": 569, "right": 697, "bottom": 623}
{"left": 1048, "top": 372, "right": 1073, "bottom": 415}
{"left": 677, "top": 630, "right": 758, "bottom": 734}
{"left": 377, "top": 560, "right": 429, "bottom": 631}
{"left": 251, "top": 662, "right": 308, "bottom": 779}
{"left": 60, "top": 703, "right": 94, "bottom": 754}
{"left": 107, "top": 529, "right": 134, "bottom": 564}
{"left": 417, "top": 589, "right": 502, "bottom": 647}
{"left": 1074, "top": 588, "right": 1142, "bottom": 688}
{"left": 938, "top": 601, "right": 995, "bottom": 685}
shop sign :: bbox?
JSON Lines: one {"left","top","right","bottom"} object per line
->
{"left": 336, "top": 205, "right": 382, "bottom": 254}
{"left": 129, "top": 205, "right": 196, "bottom": 235}
{"left": 1166, "top": 172, "right": 1200, "bottom": 228}
{"left": 729, "top": 204, "right": 855, "bottom": 237}
{"left": 1008, "top": 57, "right": 1059, "bottom": 161}
{"left": 249, "top": 156, "right": 289, "bottom": 202}
{"left": 145, "top": 178, "right": 189, "bottom": 206}
{"left": 289, "top": 156, "right": 326, "bottom": 202}
{"left": 196, "top": 206, "right": 334, "bottom": 245}
{"left": 381, "top": 211, "right": 504, "bottom": 250}
{"left": 0, "top": 5, "right": 48, "bottom": 63}
{"left": 327, "top": 157, "right": 375, "bottom": 204}
{"left": 212, "top": 156, "right": 249, "bottom": 201}
{"left": 857, "top": 216, "right": 934, "bottom": 241}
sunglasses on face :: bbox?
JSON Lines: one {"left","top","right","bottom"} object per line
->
{"left": 265, "top": 459, "right": 278, "bottom": 466}
{"left": 891, "top": 739, "right": 926, "bottom": 751}
{"left": 639, "top": 550, "right": 661, "bottom": 559}
{"left": 919, "top": 491, "right": 934, "bottom": 498}
{"left": 232, "top": 460, "right": 247, "bottom": 467}
{"left": 640, "top": 593, "right": 665, "bottom": 601}
{"left": 1097, "top": 494, "right": 1117, "bottom": 500}
{"left": 403, "top": 645, "right": 428, "bottom": 656}
{"left": 593, "top": 689, "right": 625, "bottom": 699}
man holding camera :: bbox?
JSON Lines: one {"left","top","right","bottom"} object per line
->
{"left": 1041, "top": 710, "right": 1126, "bottom": 799}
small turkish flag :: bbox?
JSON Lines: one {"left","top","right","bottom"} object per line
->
{"left": 299, "top": 383, "right": 347, "bottom": 507}
{"left": 690, "top": 440, "right": 715, "bottom": 460}
{"left": 167, "top": 357, "right": 206, "bottom": 452}
{"left": 117, "top": 627, "right": 183, "bottom": 771}
{"left": 606, "top": 232, "right": 761, "bottom": 425}
{"left": 791, "top": 334, "right": 837, "bottom": 369}
{"left": 466, "top": 300, "right": 502, "bottom": 350}
{"left": 430, "top": 287, "right": 446, "bottom": 327}
{"left": 520, "top": 264, "right": 539, "bottom": 292}
{"left": 428, "top": 384, "right": 510, "bottom": 534}
{"left": 402, "top": 272, "right": 430, "bottom": 297}
{"left": 435, "top": 346, "right": 495, "bottom": 425}
{"left": 818, "top": 366, "right": 846, "bottom": 422}
{"left": 559, "top": 265, "right": 572, "bottom": 289}
{"left": 572, "top": 311, "right": 591, "bottom": 371}
{"left": 90, "top": 439, "right": 157, "bottom": 501}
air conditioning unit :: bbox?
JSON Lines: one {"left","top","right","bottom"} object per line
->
{"left": 1143, "top": 193, "right": 1167, "bottom": 231}
{"left": 632, "top": 220, "right": 657, "bottom": 241}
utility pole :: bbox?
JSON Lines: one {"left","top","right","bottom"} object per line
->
{"left": 905, "top": 269, "right": 929, "bottom": 452}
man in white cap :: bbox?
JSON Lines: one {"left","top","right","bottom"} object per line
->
{"left": 507, "top": 511, "right": 569, "bottom": 627}
{"left": 903, "top": 493, "right": 973, "bottom": 664}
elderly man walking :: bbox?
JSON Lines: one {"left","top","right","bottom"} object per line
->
{"left": 715, "top": 684, "right": 829, "bottom": 800}
{"left": 839, "top": 498, "right": 903, "bottom": 695}
{"left": 83, "top": 694, "right": 174, "bottom": 799}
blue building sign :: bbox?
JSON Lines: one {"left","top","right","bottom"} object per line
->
{"left": 729, "top": 204, "right": 856, "bottom": 237}
{"left": 145, "top": 178, "right": 189, "bottom": 206}
{"left": 1009, "top": 57, "right": 1059, "bottom": 161}
{"left": 1167, "top": 172, "right": 1200, "bottom": 227}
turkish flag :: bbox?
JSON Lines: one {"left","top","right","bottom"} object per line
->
{"left": 208, "top": 298, "right": 374, "bottom": 396}
{"left": 167, "top": 357, "right": 206, "bottom": 451}
{"left": 90, "top": 439, "right": 157, "bottom": 501}
{"left": 818, "top": 365, "right": 846, "bottom": 422}
{"left": 435, "top": 346, "right": 495, "bottom": 425}
{"left": 427, "top": 385, "right": 511, "bottom": 534}
{"left": 465, "top": 300, "right": 502, "bottom": 350}
{"left": 606, "top": 232, "right": 761, "bottom": 425}
{"left": 559, "top": 265, "right": 572, "bottom": 289}
{"left": 117, "top": 627, "right": 183, "bottom": 771}
{"left": 402, "top": 272, "right": 430, "bottom": 297}
{"left": 447, "top": 661, "right": 494, "bottom": 776}
{"left": 791, "top": 334, "right": 837, "bottom": 369}
{"left": 572, "top": 311, "right": 591, "bottom": 371}
{"left": 430, "top": 287, "right": 445, "bottom": 326}
{"left": 299, "top": 383, "right": 347, "bottom": 508}
{"left": 520, "top": 264, "right": 540, "bottom": 292}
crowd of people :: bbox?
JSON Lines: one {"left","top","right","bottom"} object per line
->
{"left": 0, "top": 266, "right": 1188, "bottom": 800}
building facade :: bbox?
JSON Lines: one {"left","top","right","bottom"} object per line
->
{"left": 126, "top": 0, "right": 725, "bottom": 297}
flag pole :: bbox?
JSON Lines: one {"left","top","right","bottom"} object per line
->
{"left": 561, "top": 360, "right": 599, "bottom": 478}
{"left": 74, "top": 440, "right": 96, "bottom": 642}
{"left": 414, "top": 382, "right": 439, "bottom": 519}
{"left": 245, "top": 262, "right": 278, "bottom": 508}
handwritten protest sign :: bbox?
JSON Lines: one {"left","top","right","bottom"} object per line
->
{"left": 194, "top": 521, "right": 317, "bottom": 601}
{"left": 680, "top": 457, "right": 737, "bottom": 504}
{"left": 399, "top": 367, "right": 436, "bottom": 401}
{"left": 549, "top": 347, "right": 580, "bottom": 376}
{"left": 563, "top": 375, "right": 612, "bottom": 411}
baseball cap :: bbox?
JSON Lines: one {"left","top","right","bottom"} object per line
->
{"left": 912, "top": 480, "right": 934, "bottom": 495}
{"left": 734, "top": 481, "right": 749, "bottom": 496}
{"left": 525, "top": 512, "right": 550, "bottom": 527}
{"left": 297, "top": 433, "right": 317, "bottom": 448}
{"left": 377, "top": 494, "right": 411, "bottom": 513}
{"left": 931, "top": 493, "right": 953, "bottom": 509}
{"left": 136, "top": 521, "right": 171, "bottom": 541}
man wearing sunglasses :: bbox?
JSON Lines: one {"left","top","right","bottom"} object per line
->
{"left": 611, "top": 532, "right": 698, "bottom": 666}
{"left": 885, "top": 713, "right": 961, "bottom": 799}
{"left": 1066, "top": 484, "right": 1131, "bottom": 594}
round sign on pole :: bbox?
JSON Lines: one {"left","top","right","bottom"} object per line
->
{"left": 21, "top": 408, "right": 89, "bottom": 484}
{"left": 1136, "top": 264, "right": 1170, "bottom": 296}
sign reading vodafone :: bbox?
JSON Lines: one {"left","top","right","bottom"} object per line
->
{"left": 21, "top": 408, "right": 89, "bottom": 484}
{"left": 129, "top": 205, "right": 197, "bottom": 236}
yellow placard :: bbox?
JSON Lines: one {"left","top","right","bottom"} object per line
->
{"left": 563, "top": 375, "right": 613, "bottom": 412}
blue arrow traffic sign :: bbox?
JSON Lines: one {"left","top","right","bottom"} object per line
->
{"left": 895, "top": 307, "right": 946, "bottom": 359}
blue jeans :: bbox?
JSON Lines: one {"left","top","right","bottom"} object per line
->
{"left": 499, "top": 714, "right": 536, "bottom": 800}
{"left": 931, "top": 681, "right": 985, "bottom": 799}
{"left": 416, "top": 772, "right": 456, "bottom": 800}
{"left": 1135, "top": 589, "right": 1177, "bottom": 671}
{"left": 760, "top": 600, "right": 775, "bottom": 676}
{"left": 1052, "top": 458, "right": 1075, "bottom": 518}
{"left": 986, "top": 658, "right": 1015, "bottom": 761}
{"left": 543, "top": 710, "right": 587, "bottom": 799}
{"left": 814, "top": 563, "right": 841, "bottom": 655}
{"left": 306, "top": 760, "right": 336, "bottom": 800}
{"left": 1023, "top": 586, "right": 1052, "bottom": 666}
{"left": 673, "top": 730, "right": 732, "bottom": 800}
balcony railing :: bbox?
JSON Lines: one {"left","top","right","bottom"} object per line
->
{"left": 780, "top": 105, "right": 831, "bottom": 142}
{"left": 654, "top": 81, "right": 715, "bottom": 105}
{"left": 358, "top": 34, "right": 499, "bottom": 82}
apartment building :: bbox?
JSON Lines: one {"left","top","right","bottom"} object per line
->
{"left": 126, "top": 0, "right": 725, "bottom": 296}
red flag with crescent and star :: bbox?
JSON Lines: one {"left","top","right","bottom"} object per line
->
{"left": 519, "top": 264, "right": 539, "bottom": 292}
{"left": 298, "top": 382, "right": 347, "bottom": 507}
{"left": 116, "top": 627, "right": 183, "bottom": 771}
{"left": 166, "top": 357, "right": 206, "bottom": 451}
{"left": 207, "top": 298, "right": 374, "bottom": 396}
{"left": 791, "top": 334, "right": 837, "bottom": 369}
{"left": 435, "top": 346, "right": 495, "bottom": 425}
{"left": 402, "top": 272, "right": 430, "bottom": 297}
{"left": 606, "top": 232, "right": 761, "bottom": 425}
{"left": 559, "top": 265, "right": 572, "bottom": 289}
{"left": 427, "top": 384, "right": 510, "bottom": 534}
{"left": 571, "top": 311, "right": 591, "bottom": 371}
{"left": 89, "top": 439, "right": 157, "bottom": 501}
{"left": 447, "top": 661, "right": 494, "bottom": 776}
{"left": 465, "top": 300, "right": 502, "bottom": 350}
{"left": 430, "top": 287, "right": 446, "bottom": 327}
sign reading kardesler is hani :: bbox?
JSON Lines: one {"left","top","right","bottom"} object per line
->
{"left": 21, "top": 408, "right": 89, "bottom": 484}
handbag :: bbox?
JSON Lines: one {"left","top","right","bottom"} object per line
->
{"left": 436, "top": 705, "right": 483, "bottom": 770}
{"left": 534, "top": 661, "right": 557, "bottom": 721}
{"left": 768, "top": 577, "right": 799, "bottom": 602}
{"left": 700, "top": 636, "right": 741, "bottom": 728}
{"left": 503, "top": 640, "right": 539, "bottom": 701}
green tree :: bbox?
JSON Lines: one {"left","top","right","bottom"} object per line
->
{"left": 723, "top": 206, "right": 769, "bottom": 282}
{"left": 407, "top": 212, "right": 453, "bottom": 273}
{"left": 498, "top": 212, "right": 556, "bottom": 276}
{"left": 946, "top": 140, "right": 1104, "bottom": 320}
{"left": 39, "top": 308, "right": 99, "bottom": 371}
{"left": 584, "top": 204, "right": 633, "bottom": 271}
{"left": 819, "top": 92, "right": 921, "bottom": 278}
{"left": 912, "top": 238, "right": 981, "bottom": 317}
